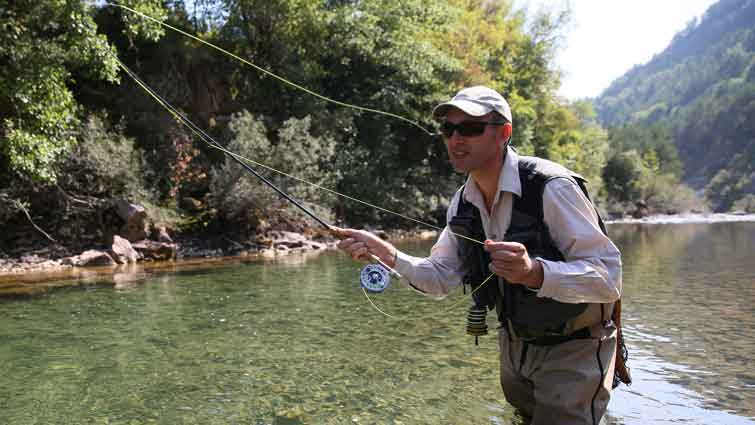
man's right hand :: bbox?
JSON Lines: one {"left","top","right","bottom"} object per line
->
{"left": 332, "top": 227, "right": 397, "bottom": 269}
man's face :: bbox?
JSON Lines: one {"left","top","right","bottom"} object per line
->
{"left": 442, "top": 109, "right": 508, "bottom": 174}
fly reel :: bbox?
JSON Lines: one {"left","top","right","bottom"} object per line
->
{"left": 360, "top": 264, "right": 391, "bottom": 293}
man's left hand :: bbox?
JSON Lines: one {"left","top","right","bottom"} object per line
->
{"left": 484, "top": 240, "right": 544, "bottom": 289}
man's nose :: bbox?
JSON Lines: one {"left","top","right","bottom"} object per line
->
{"left": 446, "top": 129, "right": 463, "bottom": 144}
{"left": 449, "top": 130, "right": 465, "bottom": 146}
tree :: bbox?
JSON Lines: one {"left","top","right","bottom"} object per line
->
{"left": 0, "top": 0, "right": 166, "bottom": 185}
{"left": 594, "top": 0, "right": 755, "bottom": 210}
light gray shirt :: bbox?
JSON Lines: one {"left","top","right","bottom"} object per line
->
{"left": 394, "top": 147, "right": 622, "bottom": 304}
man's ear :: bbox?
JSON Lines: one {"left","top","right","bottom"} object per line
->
{"left": 501, "top": 122, "right": 513, "bottom": 143}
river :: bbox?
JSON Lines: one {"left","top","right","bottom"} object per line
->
{"left": 0, "top": 221, "right": 753, "bottom": 424}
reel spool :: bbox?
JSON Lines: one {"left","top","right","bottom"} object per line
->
{"left": 466, "top": 304, "right": 488, "bottom": 345}
{"left": 360, "top": 264, "right": 391, "bottom": 293}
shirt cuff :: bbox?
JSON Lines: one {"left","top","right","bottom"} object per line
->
{"left": 534, "top": 257, "right": 559, "bottom": 297}
{"left": 394, "top": 250, "right": 416, "bottom": 281}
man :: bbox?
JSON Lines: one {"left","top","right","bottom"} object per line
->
{"left": 336, "top": 86, "right": 623, "bottom": 425}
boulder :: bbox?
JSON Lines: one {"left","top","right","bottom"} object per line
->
{"left": 114, "top": 200, "right": 149, "bottom": 242}
{"left": 132, "top": 240, "right": 177, "bottom": 261}
{"left": 152, "top": 225, "right": 174, "bottom": 243}
{"left": 20, "top": 254, "right": 45, "bottom": 264}
{"left": 267, "top": 230, "right": 307, "bottom": 243}
{"left": 260, "top": 248, "right": 276, "bottom": 258}
{"left": 65, "top": 250, "right": 117, "bottom": 267}
{"left": 274, "top": 240, "right": 304, "bottom": 249}
{"left": 108, "top": 235, "right": 140, "bottom": 264}
{"left": 268, "top": 230, "right": 307, "bottom": 249}
{"left": 307, "top": 241, "right": 327, "bottom": 250}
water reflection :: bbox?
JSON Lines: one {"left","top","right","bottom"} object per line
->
{"left": 609, "top": 222, "right": 755, "bottom": 421}
{"left": 0, "top": 222, "right": 753, "bottom": 424}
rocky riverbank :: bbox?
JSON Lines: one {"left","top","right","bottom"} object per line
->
{"left": 5, "top": 197, "right": 751, "bottom": 280}
{"left": 0, "top": 199, "right": 342, "bottom": 277}
{"left": 0, "top": 198, "right": 440, "bottom": 278}
{"left": 0, "top": 230, "right": 339, "bottom": 276}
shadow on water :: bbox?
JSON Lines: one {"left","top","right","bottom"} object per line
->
{"left": 0, "top": 222, "right": 753, "bottom": 424}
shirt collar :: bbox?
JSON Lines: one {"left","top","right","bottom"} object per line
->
{"left": 462, "top": 146, "right": 522, "bottom": 207}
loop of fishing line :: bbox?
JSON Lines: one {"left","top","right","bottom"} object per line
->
{"left": 116, "top": 58, "right": 483, "bottom": 246}
{"left": 105, "top": 2, "right": 436, "bottom": 136}
{"left": 109, "top": 4, "right": 499, "bottom": 322}
{"left": 118, "top": 59, "right": 497, "bottom": 322}
{"left": 362, "top": 272, "right": 497, "bottom": 321}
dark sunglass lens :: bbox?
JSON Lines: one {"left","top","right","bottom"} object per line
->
{"left": 457, "top": 122, "right": 487, "bottom": 137}
{"left": 441, "top": 121, "right": 490, "bottom": 138}
{"left": 440, "top": 122, "right": 456, "bottom": 138}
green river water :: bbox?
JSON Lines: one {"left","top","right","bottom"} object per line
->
{"left": 1, "top": 221, "right": 753, "bottom": 424}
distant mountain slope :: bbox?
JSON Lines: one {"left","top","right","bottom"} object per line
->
{"left": 595, "top": 0, "right": 755, "bottom": 191}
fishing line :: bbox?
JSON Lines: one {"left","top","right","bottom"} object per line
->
{"left": 105, "top": 2, "right": 436, "bottom": 136}
{"left": 361, "top": 272, "right": 496, "bottom": 321}
{"left": 117, "top": 59, "right": 498, "bottom": 322}
{"left": 107, "top": 0, "right": 499, "bottom": 322}
{"left": 115, "top": 57, "right": 482, "bottom": 245}
{"left": 106, "top": 2, "right": 482, "bottom": 245}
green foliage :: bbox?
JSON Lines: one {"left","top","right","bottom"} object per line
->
{"left": 602, "top": 120, "right": 702, "bottom": 214}
{"left": 704, "top": 146, "right": 755, "bottom": 212}
{"left": 541, "top": 103, "right": 609, "bottom": 190}
{"left": 605, "top": 124, "right": 683, "bottom": 176}
{"left": 2, "top": 0, "right": 630, "bottom": 238}
{"left": 118, "top": 0, "right": 167, "bottom": 42}
{"left": 0, "top": 0, "right": 165, "bottom": 184}
{"left": 638, "top": 171, "right": 700, "bottom": 214}
{"left": 56, "top": 114, "right": 151, "bottom": 201}
{"left": 595, "top": 0, "right": 755, "bottom": 209}
{"left": 602, "top": 150, "right": 644, "bottom": 203}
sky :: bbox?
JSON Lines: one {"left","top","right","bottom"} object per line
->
{"left": 521, "top": 0, "right": 720, "bottom": 99}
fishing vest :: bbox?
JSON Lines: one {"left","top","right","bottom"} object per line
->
{"left": 450, "top": 155, "right": 612, "bottom": 339}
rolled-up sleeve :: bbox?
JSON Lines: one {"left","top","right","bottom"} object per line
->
{"left": 393, "top": 194, "right": 466, "bottom": 297}
{"left": 535, "top": 178, "right": 622, "bottom": 304}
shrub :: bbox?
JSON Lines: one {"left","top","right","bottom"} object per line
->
{"left": 57, "top": 114, "right": 151, "bottom": 202}
{"left": 209, "top": 111, "right": 337, "bottom": 235}
{"left": 602, "top": 150, "right": 644, "bottom": 203}
{"left": 641, "top": 173, "right": 701, "bottom": 214}
{"left": 732, "top": 194, "right": 755, "bottom": 213}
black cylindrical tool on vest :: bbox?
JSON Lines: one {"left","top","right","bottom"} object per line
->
{"left": 466, "top": 304, "right": 489, "bottom": 345}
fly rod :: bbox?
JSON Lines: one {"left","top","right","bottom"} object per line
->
{"left": 118, "top": 61, "right": 402, "bottom": 280}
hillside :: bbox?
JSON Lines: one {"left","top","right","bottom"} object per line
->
{"left": 595, "top": 0, "right": 754, "bottom": 210}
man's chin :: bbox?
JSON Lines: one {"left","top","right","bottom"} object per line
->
{"left": 449, "top": 160, "right": 471, "bottom": 173}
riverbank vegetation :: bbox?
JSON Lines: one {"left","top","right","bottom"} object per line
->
{"left": 1, "top": 0, "right": 749, "bottom": 260}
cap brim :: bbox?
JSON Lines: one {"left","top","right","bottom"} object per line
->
{"left": 432, "top": 100, "right": 493, "bottom": 119}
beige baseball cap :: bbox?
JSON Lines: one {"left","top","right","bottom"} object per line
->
{"left": 432, "top": 86, "right": 512, "bottom": 123}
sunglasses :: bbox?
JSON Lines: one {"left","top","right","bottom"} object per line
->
{"left": 440, "top": 120, "right": 507, "bottom": 138}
